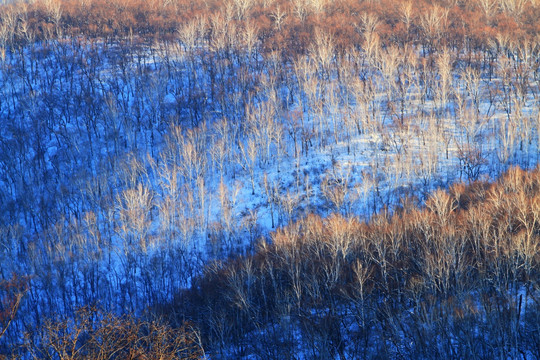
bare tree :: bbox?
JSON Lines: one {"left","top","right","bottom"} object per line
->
{"left": 0, "top": 274, "right": 29, "bottom": 342}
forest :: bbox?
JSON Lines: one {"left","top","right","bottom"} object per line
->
{"left": 0, "top": 0, "right": 539, "bottom": 358}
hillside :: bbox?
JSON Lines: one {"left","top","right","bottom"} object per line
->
{"left": 0, "top": 0, "right": 539, "bottom": 358}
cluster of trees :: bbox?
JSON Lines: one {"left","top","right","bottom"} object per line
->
{"left": 181, "top": 166, "right": 540, "bottom": 359}
{"left": 0, "top": 0, "right": 539, "bottom": 357}
{"left": 1, "top": 0, "right": 539, "bottom": 50}
{"left": 1, "top": 304, "right": 203, "bottom": 358}
{"left": 1, "top": 0, "right": 538, "bottom": 233}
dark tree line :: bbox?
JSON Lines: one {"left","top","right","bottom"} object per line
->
{"left": 178, "top": 166, "right": 540, "bottom": 359}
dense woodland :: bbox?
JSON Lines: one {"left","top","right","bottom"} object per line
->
{"left": 0, "top": 0, "right": 539, "bottom": 358}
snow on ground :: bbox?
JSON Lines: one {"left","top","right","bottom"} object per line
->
{"left": 0, "top": 38, "right": 539, "bottom": 326}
